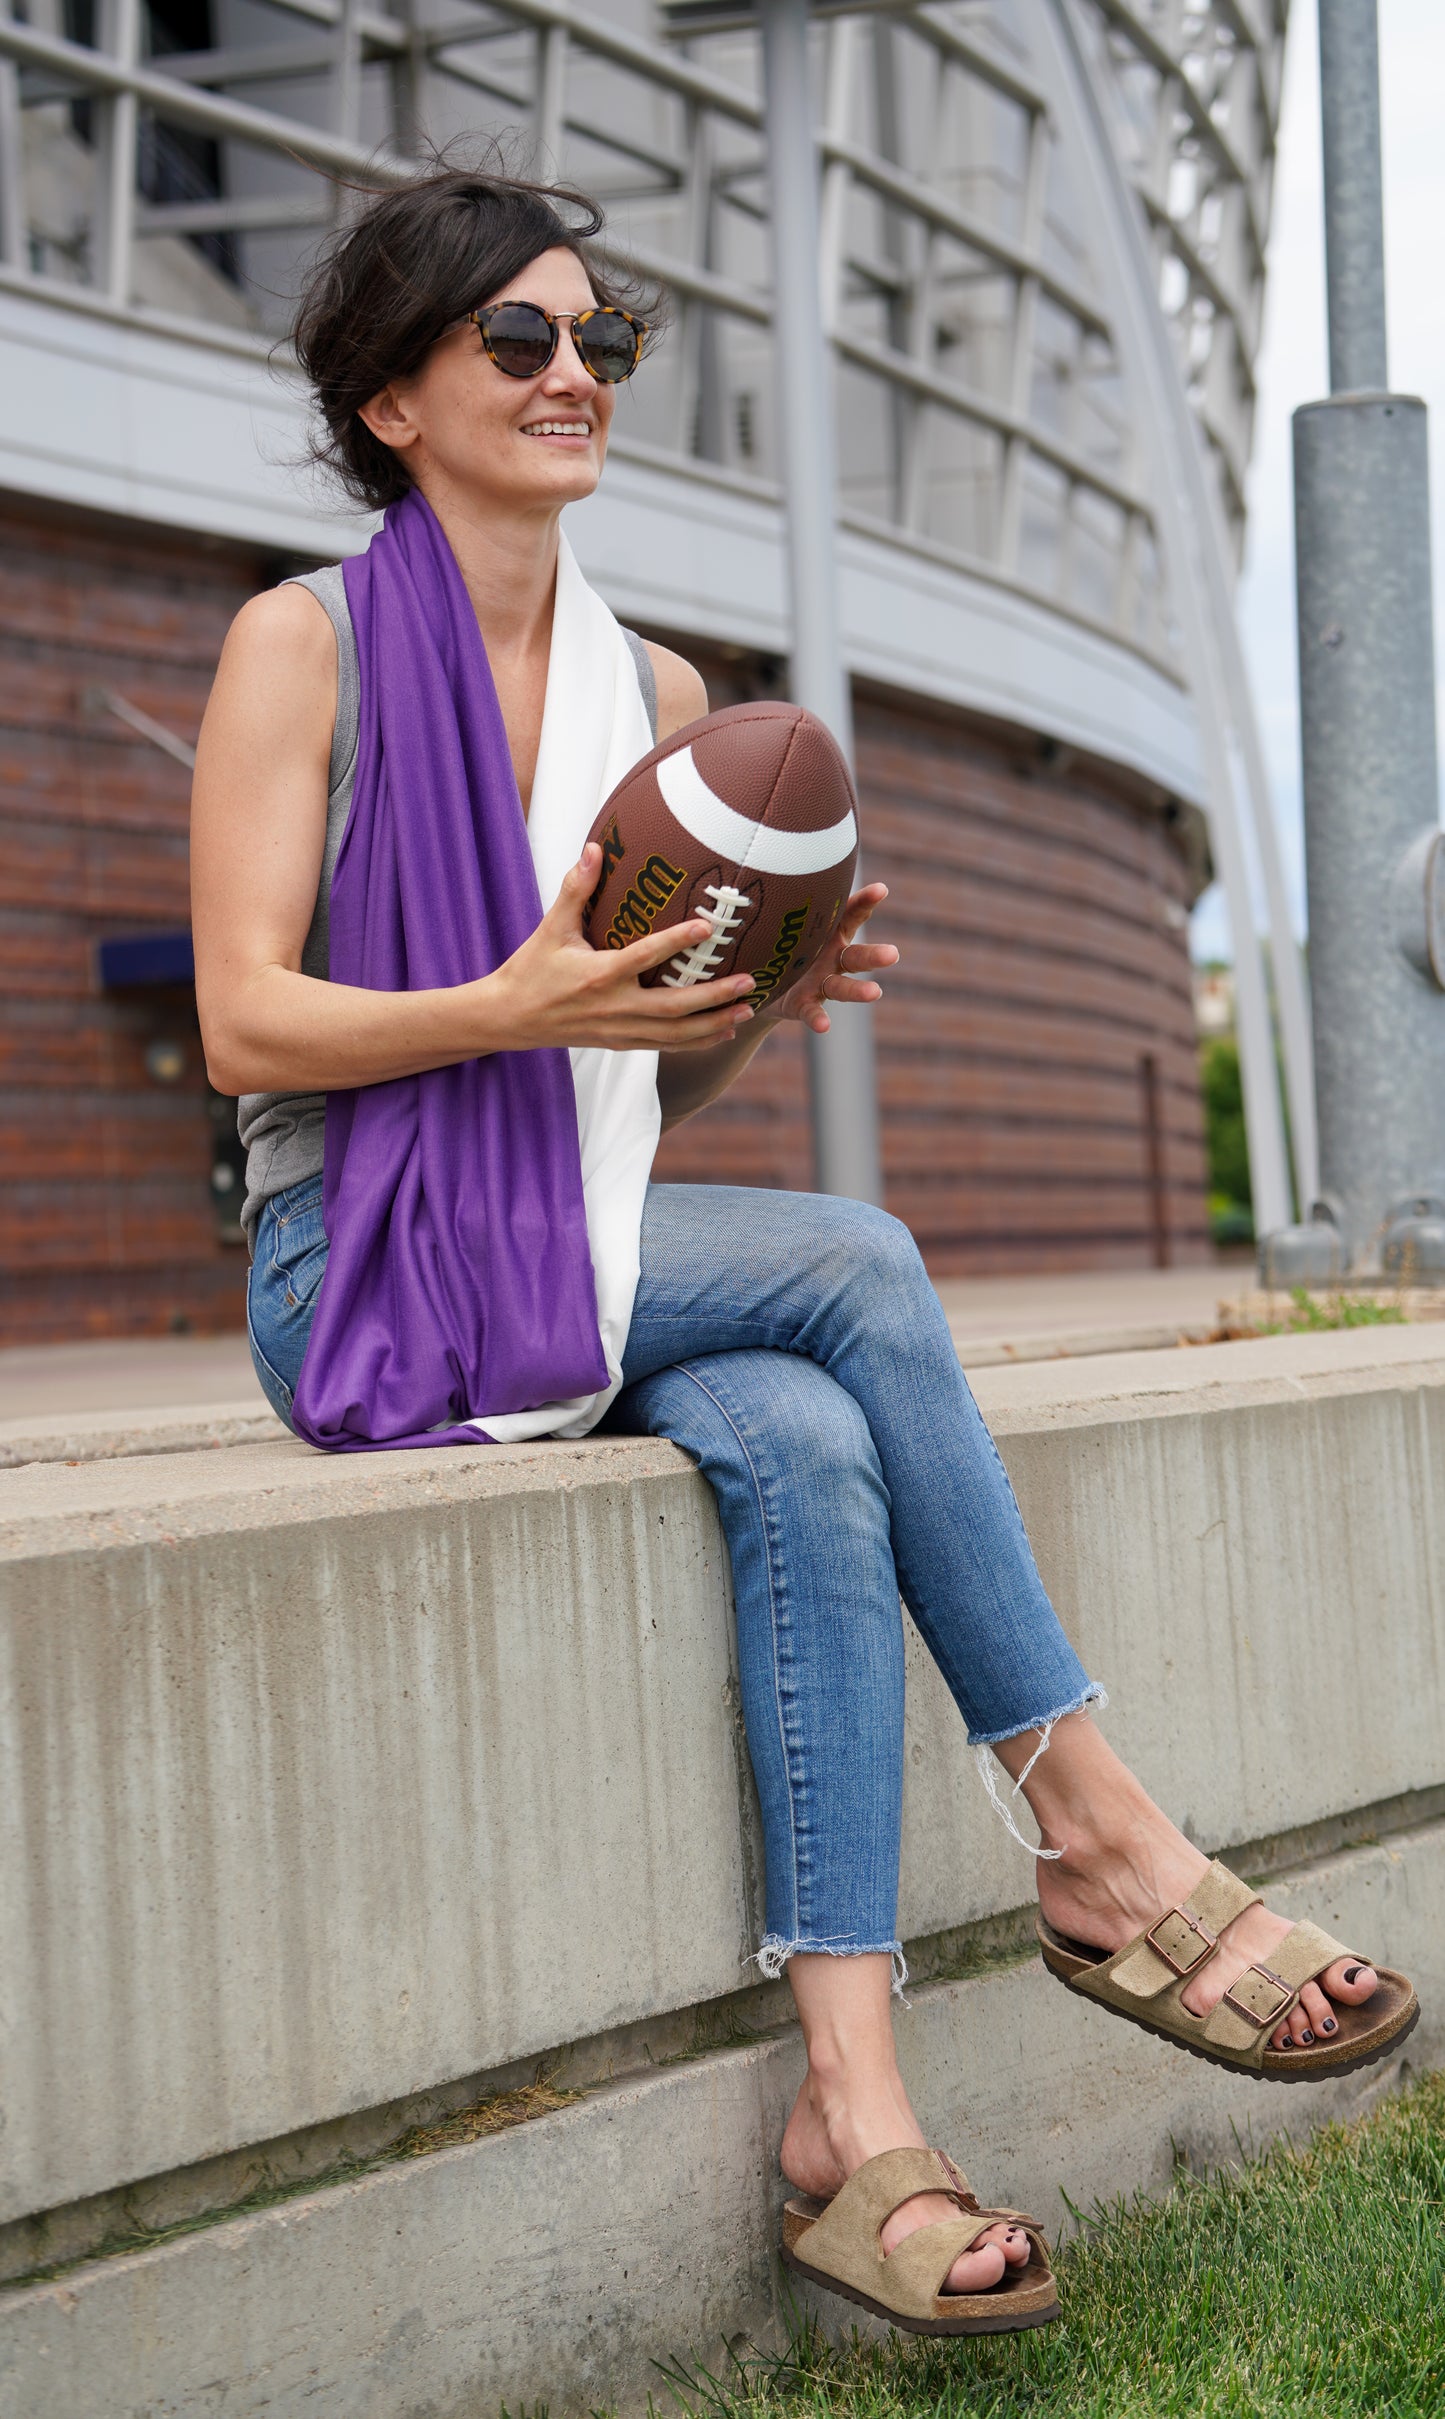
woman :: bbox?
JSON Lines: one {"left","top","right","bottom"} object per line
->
{"left": 191, "top": 164, "right": 1415, "bottom": 2340}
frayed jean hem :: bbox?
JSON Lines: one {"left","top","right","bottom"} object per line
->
{"left": 966, "top": 1678, "right": 1108, "bottom": 1751}
{"left": 753, "top": 1936, "right": 909, "bottom": 1997}
{"left": 969, "top": 1680, "right": 1109, "bottom": 1859}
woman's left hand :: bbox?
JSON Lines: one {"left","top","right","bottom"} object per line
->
{"left": 768, "top": 883, "right": 898, "bottom": 1036}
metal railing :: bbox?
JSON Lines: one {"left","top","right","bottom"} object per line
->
{"left": 0, "top": 0, "right": 1286, "bottom": 665}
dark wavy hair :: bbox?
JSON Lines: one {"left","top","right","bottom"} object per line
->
{"left": 292, "top": 153, "right": 660, "bottom": 513}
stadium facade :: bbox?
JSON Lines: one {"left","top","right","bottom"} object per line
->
{"left": 0, "top": 0, "right": 1304, "bottom": 1341}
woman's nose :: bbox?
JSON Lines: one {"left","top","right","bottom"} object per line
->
{"left": 550, "top": 321, "right": 597, "bottom": 390}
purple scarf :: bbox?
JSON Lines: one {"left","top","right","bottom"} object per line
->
{"left": 288, "top": 489, "right": 609, "bottom": 1451}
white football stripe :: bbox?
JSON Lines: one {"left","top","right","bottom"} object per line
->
{"left": 656, "top": 745, "right": 857, "bottom": 877}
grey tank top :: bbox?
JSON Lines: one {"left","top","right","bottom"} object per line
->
{"left": 236, "top": 565, "right": 659, "bottom": 1250}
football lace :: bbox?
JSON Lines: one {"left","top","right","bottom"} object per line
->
{"left": 659, "top": 884, "right": 754, "bottom": 987}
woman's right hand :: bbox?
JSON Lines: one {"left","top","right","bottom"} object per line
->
{"left": 481, "top": 842, "right": 757, "bottom": 1053}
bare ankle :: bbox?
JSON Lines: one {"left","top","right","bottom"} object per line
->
{"left": 995, "top": 1712, "right": 1163, "bottom": 1861}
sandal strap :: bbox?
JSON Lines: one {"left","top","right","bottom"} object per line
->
{"left": 1104, "top": 1859, "right": 1259, "bottom": 2002}
{"left": 804, "top": 2146, "right": 967, "bottom": 2246}
{"left": 1201, "top": 1918, "right": 1347, "bottom": 2058}
{"left": 878, "top": 2212, "right": 1008, "bottom": 2309}
{"left": 796, "top": 2150, "right": 1015, "bottom": 2313}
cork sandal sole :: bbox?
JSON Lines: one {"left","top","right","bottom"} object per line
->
{"left": 781, "top": 2195, "right": 1061, "bottom": 2338}
{"left": 1038, "top": 1916, "right": 1419, "bottom": 2082}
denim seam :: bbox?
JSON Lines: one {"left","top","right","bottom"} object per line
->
{"left": 672, "top": 1362, "right": 803, "bottom": 1951}
{"left": 246, "top": 1286, "right": 296, "bottom": 1417}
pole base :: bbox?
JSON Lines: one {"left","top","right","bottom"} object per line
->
{"left": 1257, "top": 1201, "right": 1347, "bottom": 1288}
{"left": 1381, "top": 1193, "right": 1445, "bottom": 1286}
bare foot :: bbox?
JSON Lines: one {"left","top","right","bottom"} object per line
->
{"left": 780, "top": 2068, "right": 1031, "bottom": 2295}
{"left": 1016, "top": 1732, "right": 1380, "bottom": 2052}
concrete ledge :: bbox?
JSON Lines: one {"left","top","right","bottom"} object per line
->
{"left": 2, "top": 1822, "right": 1439, "bottom": 2419}
{"left": 3, "top": 1326, "right": 1445, "bottom": 2226}
{"left": 0, "top": 1400, "right": 286, "bottom": 1468}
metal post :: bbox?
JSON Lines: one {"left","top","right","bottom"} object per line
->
{"left": 0, "top": 0, "right": 24, "bottom": 272}
{"left": 758, "top": 0, "right": 883, "bottom": 1206}
{"left": 1318, "top": 0, "right": 1388, "bottom": 394}
{"left": 333, "top": 0, "right": 365, "bottom": 144}
{"left": 1286, "top": 0, "right": 1445, "bottom": 1273}
{"left": 94, "top": 0, "right": 139, "bottom": 305}
{"left": 533, "top": 22, "right": 568, "bottom": 172}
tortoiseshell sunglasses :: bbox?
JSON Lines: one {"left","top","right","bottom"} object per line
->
{"left": 466, "top": 300, "right": 648, "bottom": 383}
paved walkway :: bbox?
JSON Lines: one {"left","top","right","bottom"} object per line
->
{"left": 0, "top": 1262, "right": 1242, "bottom": 1423}
{"left": 935, "top": 1261, "right": 1233, "bottom": 1364}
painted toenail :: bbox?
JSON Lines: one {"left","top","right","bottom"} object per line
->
{"left": 1322, "top": 2017, "right": 1337, "bottom": 2033}
{"left": 1343, "top": 1965, "right": 1362, "bottom": 1985}
{"left": 1299, "top": 2029, "right": 1314, "bottom": 2043}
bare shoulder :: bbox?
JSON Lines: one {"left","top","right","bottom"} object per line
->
{"left": 645, "top": 639, "right": 709, "bottom": 742}
{"left": 199, "top": 582, "right": 337, "bottom": 772}
{"left": 221, "top": 581, "right": 337, "bottom": 687}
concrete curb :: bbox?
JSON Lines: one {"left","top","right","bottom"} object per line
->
{"left": 0, "top": 1401, "right": 287, "bottom": 1469}
{"left": 1, "top": 1826, "right": 1438, "bottom": 2418}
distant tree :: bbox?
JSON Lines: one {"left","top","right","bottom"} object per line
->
{"left": 1199, "top": 1036, "right": 1251, "bottom": 1220}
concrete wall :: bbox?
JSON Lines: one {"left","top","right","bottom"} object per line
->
{"left": 4, "top": 1828, "right": 1436, "bottom": 2419}
{"left": 2, "top": 1324, "right": 1443, "bottom": 2410}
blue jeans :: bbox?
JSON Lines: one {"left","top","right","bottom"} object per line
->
{"left": 249, "top": 1178, "right": 1099, "bottom": 1977}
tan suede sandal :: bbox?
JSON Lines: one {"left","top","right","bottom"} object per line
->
{"left": 781, "top": 2145, "right": 1060, "bottom": 2337}
{"left": 1038, "top": 1856, "right": 1419, "bottom": 2081}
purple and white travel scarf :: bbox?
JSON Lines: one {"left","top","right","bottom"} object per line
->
{"left": 289, "top": 489, "right": 612, "bottom": 1451}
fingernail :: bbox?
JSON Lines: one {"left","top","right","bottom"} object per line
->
{"left": 1322, "top": 2017, "right": 1337, "bottom": 2034}
{"left": 1299, "top": 2028, "right": 1313, "bottom": 2044}
{"left": 1344, "top": 1965, "right": 1363, "bottom": 1985}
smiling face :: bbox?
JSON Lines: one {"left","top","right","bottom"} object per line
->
{"left": 356, "top": 245, "right": 618, "bottom": 517}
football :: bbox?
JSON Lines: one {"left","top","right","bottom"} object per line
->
{"left": 582, "top": 700, "right": 860, "bottom": 1005}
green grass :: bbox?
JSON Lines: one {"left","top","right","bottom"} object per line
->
{"left": 657, "top": 2071, "right": 1445, "bottom": 2419}
{"left": 1259, "top": 1286, "right": 1406, "bottom": 1336}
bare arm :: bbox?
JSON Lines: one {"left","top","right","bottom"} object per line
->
{"left": 645, "top": 643, "right": 898, "bottom": 1133}
{"left": 191, "top": 592, "right": 755, "bottom": 1097}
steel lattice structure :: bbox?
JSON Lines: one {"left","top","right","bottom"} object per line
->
{"left": 0, "top": 0, "right": 1308, "bottom": 1219}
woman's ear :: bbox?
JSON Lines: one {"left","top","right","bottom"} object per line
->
{"left": 357, "top": 382, "right": 420, "bottom": 457}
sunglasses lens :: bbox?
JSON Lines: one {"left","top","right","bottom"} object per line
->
{"left": 577, "top": 310, "right": 642, "bottom": 383}
{"left": 484, "top": 302, "right": 555, "bottom": 378}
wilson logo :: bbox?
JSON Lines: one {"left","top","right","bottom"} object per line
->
{"left": 603, "top": 852, "right": 688, "bottom": 949}
{"left": 583, "top": 816, "right": 627, "bottom": 933}
{"left": 749, "top": 903, "right": 811, "bottom": 1007}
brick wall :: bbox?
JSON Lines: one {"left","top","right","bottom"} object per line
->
{"left": 0, "top": 496, "right": 267, "bottom": 1343}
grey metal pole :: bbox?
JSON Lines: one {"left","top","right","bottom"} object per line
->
{"left": 1295, "top": 397, "right": 1444, "bottom": 1265}
{"left": 1285, "top": 0, "right": 1445, "bottom": 1274}
{"left": 1318, "top": 0, "right": 1388, "bottom": 394}
{"left": 758, "top": 0, "right": 884, "bottom": 1206}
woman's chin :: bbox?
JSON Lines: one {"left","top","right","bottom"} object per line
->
{"left": 486, "top": 450, "right": 604, "bottom": 508}
{"left": 423, "top": 446, "right": 605, "bottom": 517}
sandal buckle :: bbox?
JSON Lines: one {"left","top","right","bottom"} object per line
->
{"left": 1222, "top": 1963, "right": 1294, "bottom": 2028}
{"left": 1144, "top": 1906, "right": 1218, "bottom": 1977}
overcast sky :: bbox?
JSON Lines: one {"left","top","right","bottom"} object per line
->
{"left": 1189, "top": 0, "right": 1445, "bottom": 963}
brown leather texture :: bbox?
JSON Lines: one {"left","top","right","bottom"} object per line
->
{"left": 583, "top": 701, "right": 858, "bottom": 999}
